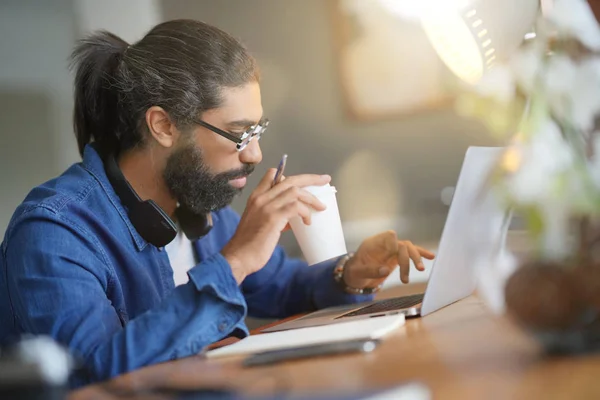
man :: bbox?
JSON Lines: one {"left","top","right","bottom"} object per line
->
{"left": 0, "top": 20, "right": 434, "bottom": 387}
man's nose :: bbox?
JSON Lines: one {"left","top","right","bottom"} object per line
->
{"left": 239, "top": 138, "right": 262, "bottom": 165}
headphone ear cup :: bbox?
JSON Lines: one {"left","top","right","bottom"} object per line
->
{"left": 128, "top": 200, "right": 177, "bottom": 247}
{"left": 175, "top": 206, "right": 213, "bottom": 241}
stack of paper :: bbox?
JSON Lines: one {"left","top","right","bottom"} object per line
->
{"left": 206, "top": 313, "right": 405, "bottom": 359}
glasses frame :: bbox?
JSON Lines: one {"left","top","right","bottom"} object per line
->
{"left": 193, "top": 118, "right": 269, "bottom": 151}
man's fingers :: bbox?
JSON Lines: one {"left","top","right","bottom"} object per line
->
{"left": 405, "top": 242, "right": 425, "bottom": 271}
{"left": 271, "top": 189, "right": 313, "bottom": 224}
{"left": 255, "top": 168, "right": 278, "bottom": 194}
{"left": 398, "top": 244, "right": 410, "bottom": 284}
{"left": 260, "top": 174, "right": 331, "bottom": 204}
{"left": 268, "top": 186, "right": 294, "bottom": 210}
{"left": 252, "top": 171, "right": 331, "bottom": 200}
{"left": 293, "top": 202, "right": 312, "bottom": 226}
{"left": 416, "top": 246, "right": 436, "bottom": 260}
{"left": 269, "top": 186, "right": 323, "bottom": 211}
{"left": 267, "top": 185, "right": 327, "bottom": 212}
{"left": 297, "top": 190, "right": 326, "bottom": 211}
{"left": 270, "top": 175, "right": 331, "bottom": 199}
{"left": 280, "top": 173, "right": 331, "bottom": 188}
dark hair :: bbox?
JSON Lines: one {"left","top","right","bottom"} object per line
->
{"left": 69, "top": 19, "right": 260, "bottom": 157}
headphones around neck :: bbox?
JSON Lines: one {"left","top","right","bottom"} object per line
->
{"left": 104, "top": 153, "right": 212, "bottom": 247}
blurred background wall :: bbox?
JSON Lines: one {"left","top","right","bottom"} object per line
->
{"left": 0, "top": 0, "right": 161, "bottom": 232}
{"left": 162, "top": 0, "right": 499, "bottom": 255}
{"left": 0, "top": 0, "right": 76, "bottom": 231}
{"left": 0, "top": 0, "right": 498, "bottom": 271}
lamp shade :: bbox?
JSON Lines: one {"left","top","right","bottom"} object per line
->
{"left": 421, "top": 0, "right": 539, "bottom": 84}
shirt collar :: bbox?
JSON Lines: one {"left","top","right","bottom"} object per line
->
{"left": 81, "top": 144, "right": 149, "bottom": 251}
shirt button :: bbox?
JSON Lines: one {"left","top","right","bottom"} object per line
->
{"left": 218, "top": 322, "right": 228, "bottom": 332}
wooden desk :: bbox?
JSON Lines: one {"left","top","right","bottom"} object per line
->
{"left": 70, "top": 284, "right": 600, "bottom": 399}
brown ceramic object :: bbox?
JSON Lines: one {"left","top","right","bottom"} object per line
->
{"left": 570, "top": 263, "right": 600, "bottom": 311}
{"left": 505, "top": 261, "right": 585, "bottom": 330}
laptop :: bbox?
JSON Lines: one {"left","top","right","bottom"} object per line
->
{"left": 263, "top": 147, "right": 508, "bottom": 333}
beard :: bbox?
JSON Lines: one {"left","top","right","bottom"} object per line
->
{"left": 163, "top": 142, "right": 254, "bottom": 215}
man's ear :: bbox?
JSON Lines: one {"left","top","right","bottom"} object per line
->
{"left": 145, "top": 106, "right": 178, "bottom": 148}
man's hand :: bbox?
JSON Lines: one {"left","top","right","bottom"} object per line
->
{"left": 221, "top": 169, "right": 330, "bottom": 284}
{"left": 342, "top": 231, "right": 435, "bottom": 290}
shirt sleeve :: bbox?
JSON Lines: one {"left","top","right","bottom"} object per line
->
{"left": 213, "top": 208, "right": 373, "bottom": 318}
{"left": 243, "top": 246, "right": 373, "bottom": 318}
{"left": 4, "top": 208, "right": 247, "bottom": 387}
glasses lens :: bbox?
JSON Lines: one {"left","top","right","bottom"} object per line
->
{"left": 238, "top": 119, "right": 268, "bottom": 151}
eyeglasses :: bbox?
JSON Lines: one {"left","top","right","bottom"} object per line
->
{"left": 193, "top": 118, "right": 269, "bottom": 151}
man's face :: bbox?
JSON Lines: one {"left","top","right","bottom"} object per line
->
{"left": 163, "top": 82, "right": 263, "bottom": 215}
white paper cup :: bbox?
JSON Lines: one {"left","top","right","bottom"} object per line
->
{"left": 289, "top": 184, "right": 347, "bottom": 265}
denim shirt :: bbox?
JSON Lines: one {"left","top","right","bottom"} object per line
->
{"left": 0, "top": 145, "right": 370, "bottom": 387}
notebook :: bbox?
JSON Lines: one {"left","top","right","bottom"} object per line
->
{"left": 205, "top": 313, "right": 405, "bottom": 359}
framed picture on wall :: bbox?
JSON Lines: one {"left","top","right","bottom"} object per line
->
{"left": 331, "top": 0, "right": 453, "bottom": 120}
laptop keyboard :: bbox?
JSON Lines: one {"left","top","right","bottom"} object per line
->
{"left": 336, "top": 293, "right": 424, "bottom": 319}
